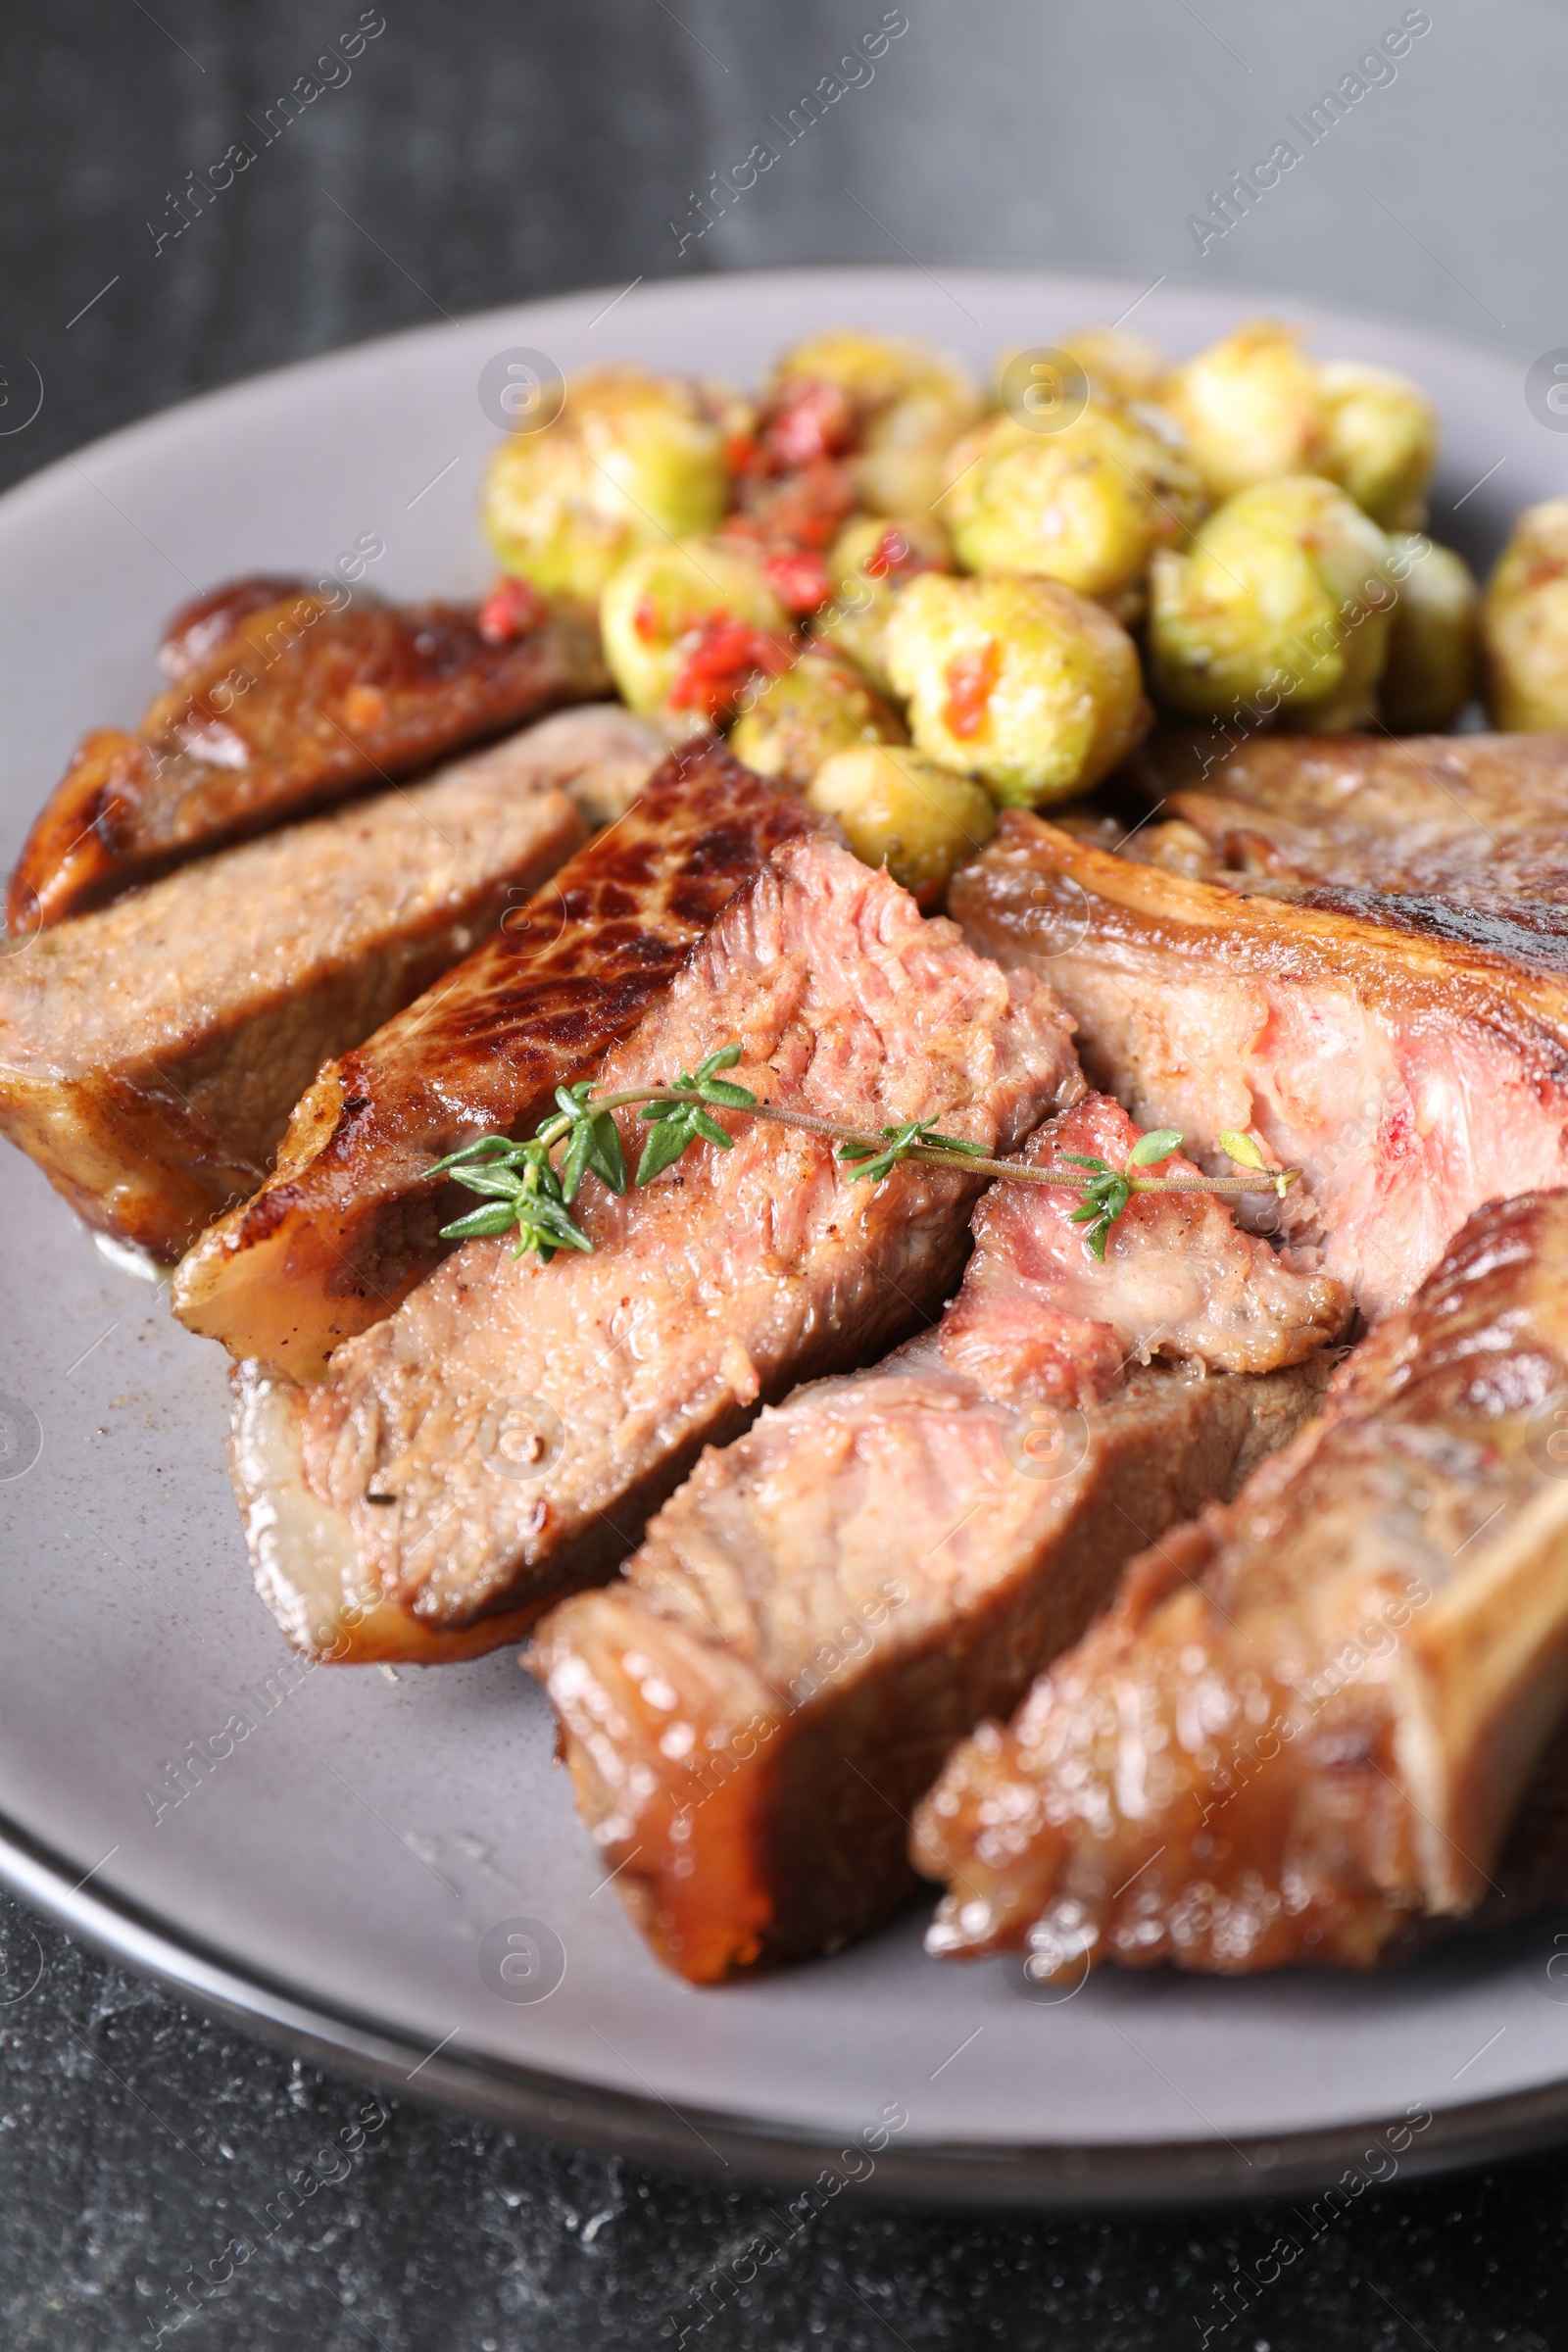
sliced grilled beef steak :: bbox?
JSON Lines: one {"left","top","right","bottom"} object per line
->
{"left": 914, "top": 1190, "right": 1568, "bottom": 1981}
{"left": 9, "top": 585, "right": 609, "bottom": 929}
{"left": 158, "top": 575, "right": 314, "bottom": 681}
{"left": 530, "top": 1096, "right": 1344, "bottom": 1983}
{"left": 1115, "top": 726, "right": 1568, "bottom": 968}
{"left": 0, "top": 720, "right": 628, "bottom": 1258}
{"left": 951, "top": 814, "right": 1568, "bottom": 1323}
{"left": 173, "top": 743, "right": 813, "bottom": 1378}
{"left": 230, "top": 837, "right": 1080, "bottom": 1665}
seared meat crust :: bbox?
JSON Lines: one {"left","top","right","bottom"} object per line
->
{"left": 952, "top": 814, "right": 1568, "bottom": 1322}
{"left": 157, "top": 575, "right": 315, "bottom": 681}
{"left": 0, "top": 728, "right": 592, "bottom": 1257}
{"left": 9, "top": 587, "right": 609, "bottom": 929}
{"left": 1122, "top": 726, "right": 1568, "bottom": 966}
{"left": 172, "top": 743, "right": 815, "bottom": 1376}
{"left": 531, "top": 1099, "right": 1343, "bottom": 1983}
{"left": 229, "top": 837, "right": 1080, "bottom": 1664}
{"left": 914, "top": 1190, "right": 1568, "bottom": 1979}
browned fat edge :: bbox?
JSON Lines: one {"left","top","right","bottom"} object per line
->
{"left": 9, "top": 591, "right": 610, "bottom": 930}
{"left": 952, "top": 812, "right": 1568, "bottom": 1056}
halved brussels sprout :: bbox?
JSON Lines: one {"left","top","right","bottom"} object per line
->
{"left": 483, "top": 366, "right": 733, "bottom": 602}
{"left": 1161, "top": 321, "right": 1330, "bottom": 504}
{"left": 1483, "top": 499, "right": 1568, "bottom": 730}
{"left": 1318, "top": 362, "right": 1438, "bottom": 531}
{"left": 812, "top": 514, "right": 951, "bottom": 695}
{"left": 1378, "top": 535, "right": 1479, "bottom": 732}
{"left": 599, "top": 539, "right": 792, "bottom": 718}
{"left": 939, "top": 401, "right": 1204, "bottom": 604}
{"left": 1147, "top": 476, "right": 1394, "bottom": 733}
{"left": 729, "top": 649, "right": 907, "bottom": 789}
{"left": 807, "top": 743, "right": 997, "bottom": 908}
{"left": 768, "top": 329, "right": 983, "bottom": 515}
{"left": 884, "top": 572, "right": 1151, "bottom": 808}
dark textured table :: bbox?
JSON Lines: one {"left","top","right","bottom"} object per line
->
{"left": 5, "top": 5, "right": 1568, "bottom": 2344}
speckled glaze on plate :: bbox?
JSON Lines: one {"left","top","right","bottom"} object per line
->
{"left": 3, "top": 268, "right": 1566, "bottom": 2206}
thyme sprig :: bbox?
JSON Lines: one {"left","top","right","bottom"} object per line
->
{"left": 425, "top": 1048, "right": 1297, "bottom": 1264}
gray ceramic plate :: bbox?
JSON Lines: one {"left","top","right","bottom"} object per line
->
{"left": 4, "top": 267, "right": 1568, "bottom": 2208}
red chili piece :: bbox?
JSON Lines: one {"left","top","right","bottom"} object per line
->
{"left": 942, "top": 640, "right": 1003, "bottom": 739}
{"left": 667, "top": 614, "right": 798, "bottom": 724}
{"left": 763, "top": 550, "right": 831, "bottom": 615}
{"left": 477, "top": 576, "right": 546, "bottom": 645}
{"left": 761, "top": 379, "right": 858, "bottom": 470}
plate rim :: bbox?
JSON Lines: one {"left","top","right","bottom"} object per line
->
{"left": 6, "top": 1802, "right": 1568, "bottom": 2207}
{"left": 3, "top": 263, "right": 1563, "bottom": 2208}
{"left": 0, "top": 257, "right": 1533, "bottom": 531}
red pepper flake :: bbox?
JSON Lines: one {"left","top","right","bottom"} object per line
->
{"left": 942, "top": 640, "right": 1002, "bottom": 740}
{"left": 667, "top": 613, "right": 797, "bottom": 724}
{"left": 633, "top": 595, "right": 663, "bottom": 644}
{"left": 761, "top": 377, "right": 858, "bottom": 469}
{"left": 763, "top": 549, "right": 831, "bottom": 615}
{"left": 760, "top": 459, "right": 858, "bottom": 552}
{"left": 477, "top": 575, "right": 545, "bottom": 644}
{"left": 724, "top": 431, "right": 760, "bottom": 476}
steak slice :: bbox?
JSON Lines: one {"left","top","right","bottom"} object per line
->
{"left": 531, "top": 1094, "right": 1343, "bottom": 1982}
{"left": 1115, "top": 726, "right": 1568, "bottom": 969}
{"left": 951, "top": 813, "right": 1568, "bottom": 1324}
{"left": 158, "top": 575, "right": 314, "bottom": 681}
{"left": 0, "top": 717, "right": 639, "bottom": 1259}
{"left": 230, "top": 837, "right": 1080, "bottom": 1665}
{"left": 914, "top": 1190, "right": 1568, "bottom": 1981}
{"left": 8, "top": 585, "right": 610, "bottom": 930}
{"left": 172, "top": 742, "right": 813, "bottom": 1378}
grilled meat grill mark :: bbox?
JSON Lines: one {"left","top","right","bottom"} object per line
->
{"left": 173, "top": 741, "right": 814, "bottom": 1378}
{"left": 230, "top": 834, "right": 1081, "bottom": 1665}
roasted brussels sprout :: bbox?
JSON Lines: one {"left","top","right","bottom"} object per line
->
{"left": 1147, "top": 476, "right": 1394, "bottom": 733}
{"left": 729, "top": 648, "right": 907, "bottom": 788}
{"left": 939, "top": 400, "right": 1203, "bottom": 605}
{"left": 884, "top": 573, "right": 1150, "bottom": 808}
{"left": 1054, "top": 325, "right": 1169, "bottom": 405}
{"left": 483, "top": 366, "right": 733, "bottom": 602}
{"left": 1482, "top": 499, "right": 1568, "bottom": 730}
{"left": 1318, "top": 362, "right": 1438, "bottom": 531}
{"left": 1161, "top": 322, "right": 1329, "bottom": 504}
{"left": 1378, "top": 535, "right": 1480, "bottom": 732}
{"left": 768, "top": 329, "right": 983, "bottom": 515}
{"left": 1160, "top": 322, "right": 1438, "bottom": 530}
{"left": 812, "top": 514, "right": 951, "bottom": 695}
{"left": 807, "top": 744, "right": 996, "bottom": 908}
{"left": 599, "top": 539, "right": 792, "bottom": 718}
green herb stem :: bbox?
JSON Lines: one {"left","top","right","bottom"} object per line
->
{"left": 530, "top": 1088, "right": 1291, "bottom": 1198}
{"left": 424, "top": 1043, "right": 1299, "bottom": 1266}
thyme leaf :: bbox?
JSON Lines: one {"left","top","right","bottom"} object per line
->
{"left": 423, "top": 1045, "right": 1300, "bottom": 1266}
{"left": 837, "top": 1118, "right": 990, "bottom": 1188}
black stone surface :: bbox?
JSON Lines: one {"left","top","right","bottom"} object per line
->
{"left": 5, "top": 4, "right": 1568, "bottom": 2344}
